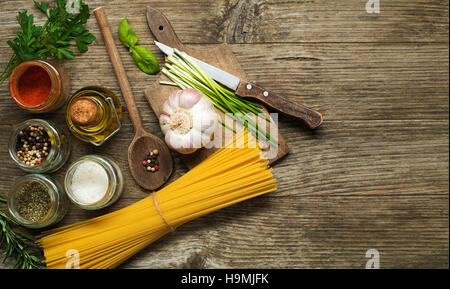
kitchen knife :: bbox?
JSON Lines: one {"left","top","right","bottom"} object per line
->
{"left": 153, "top": 41, "right": 323, "bottom": 129}
{"left": 146, "top": 6, "right": 322, "bottom": 129}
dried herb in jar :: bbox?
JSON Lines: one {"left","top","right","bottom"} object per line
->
{"left": 16, "top": 181, "right": 51, "bottom": 223}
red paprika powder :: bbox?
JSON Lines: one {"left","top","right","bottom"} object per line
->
{"left": 10, "top": 59, "right": 71, "bottom": 113}
{"left": 17, "top": 66, "right": 52, "bottom": 106}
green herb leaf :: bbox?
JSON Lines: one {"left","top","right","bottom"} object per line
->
{"left": 130, "top": 45, "right": 160, "bottom": 75}
{"left": 118, "top": 18, "right": 138, "bottom": 49}
{"left": 74, "top": 30, "right": 96, "bottom": 52}
{"left": 118, "top": 17, "right": 160, "bottom": 75}
{"left": 57, "top": 47, "right": 75, "bottom": 59}
{"left": 33, "top": 1, "right": 48, "bottom": 15}
{"left": 0, "top": 209, "right": 44, "bottom": 269}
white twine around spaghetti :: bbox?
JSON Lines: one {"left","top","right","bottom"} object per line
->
{"left": 151, "top": 192, "right": 175, "bottom": 232}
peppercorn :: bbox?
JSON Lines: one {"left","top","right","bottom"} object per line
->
{"left": 15, "top": 124, "right": 51, "bottom": 167}
{"left": 142, "top": 148, "right": 161, "bottom": 173}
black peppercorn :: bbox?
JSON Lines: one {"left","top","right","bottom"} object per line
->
{"left": 143, "top": 148, "right": 160, "bottom": 172}
{"left": 15, "top": 125, "right": 52, "bottom": 167}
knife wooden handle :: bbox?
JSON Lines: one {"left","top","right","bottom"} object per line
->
{"left": 236, "top": 81, "right": 323, "bottom": 129}
{"left": 146, "top": 7, "right": 185, "bottom": 51}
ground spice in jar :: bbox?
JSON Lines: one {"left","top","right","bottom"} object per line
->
{"left": 17, "top": 66, "right": 52, "bottom": 106}
{"left": 16, "top": 181, "right": 51, "bottom": 223}
{"left": 142, "top": 149, "right": 159, "bottom": 172}
{"left": 15, "top": 124, "right": 52, "bottom": 167}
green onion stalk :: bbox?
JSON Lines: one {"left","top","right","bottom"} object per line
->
{"left": 160, "top": 49, "right": 278, "bottom": 147}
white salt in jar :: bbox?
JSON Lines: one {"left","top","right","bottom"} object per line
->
{"left": 64, "top": 155, "right": 123, "bottom": 210}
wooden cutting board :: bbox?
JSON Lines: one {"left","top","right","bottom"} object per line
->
{"left": 144, "top": 8, "right": 289, "bottom": 169}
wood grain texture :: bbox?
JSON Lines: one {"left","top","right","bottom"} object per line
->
{"left": 0, "top": 0, "right": 448, "bottom": 269}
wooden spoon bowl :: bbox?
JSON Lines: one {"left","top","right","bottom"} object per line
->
{"left": 128, "top": 132, "right": 173, "bottom": 190}
{"left": 95, "top": 7, "right": 173, "bottom": 190}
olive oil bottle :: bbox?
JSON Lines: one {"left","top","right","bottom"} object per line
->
{"left": 66, "top": 86, "right": 123, "bottom": 146}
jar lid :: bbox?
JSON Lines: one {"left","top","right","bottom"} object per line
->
{"left": 70, "top": 98, "right": 100, "bottom": 126}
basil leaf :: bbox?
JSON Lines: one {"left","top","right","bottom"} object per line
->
{"left": 130, "top": 45, "right": 160, "bottom": 75}
{"left": 118, "top": 18, "right": 138, "bottom": 49}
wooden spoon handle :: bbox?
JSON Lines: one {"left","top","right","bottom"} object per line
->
{"left": 94, "top": 7, "right": 144, "bottom": 133}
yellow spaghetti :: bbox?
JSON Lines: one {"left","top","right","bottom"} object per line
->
{"left": 37, "top": 130, "right": 277, "bottom": 269}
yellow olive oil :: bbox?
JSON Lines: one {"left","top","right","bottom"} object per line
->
{"left": 66, "top": 86, "right": 123, "bottom": 146}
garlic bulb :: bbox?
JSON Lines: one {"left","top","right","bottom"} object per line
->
{"left": 159, "top": 88, "right": 218, "bottom": 154}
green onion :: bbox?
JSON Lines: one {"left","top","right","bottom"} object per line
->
{"left": 160, "top": 49, "right": 278, "bottom": 147}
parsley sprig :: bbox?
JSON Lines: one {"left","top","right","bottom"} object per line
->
{"left": 0, "top": 194, "right": 44, "bottom": 269}
{"left": 0, "top": 0, "right": 95, "bottom": 85}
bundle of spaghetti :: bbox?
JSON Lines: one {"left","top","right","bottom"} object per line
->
{"left": 37, "top": 130, "right": 277, "bottom": 269}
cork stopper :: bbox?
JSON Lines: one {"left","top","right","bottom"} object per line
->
{"left": 70, "top": 98, "right": 100, "bottom": 126}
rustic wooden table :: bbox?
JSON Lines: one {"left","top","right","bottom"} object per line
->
{"left": 0, "top": 0, "right": 448, "bottom": 269}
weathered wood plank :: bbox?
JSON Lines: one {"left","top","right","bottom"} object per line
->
{"left": 0, "top": 0, "right": 448, "bottom": 45}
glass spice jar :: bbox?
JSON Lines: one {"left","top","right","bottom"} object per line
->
{"left": 65, "top": 86, "right": 123, "bottom": 146}
{"left": 8, "top": 119, "right": 71, "bottom": 173}
{"left": 9, "top": 59, "right": 70, "bottom": 113}
{"left": 8, "top": 174, "right": 69, "bottom": 229}
{"left": 64, "top": 155, "right": 124, "bottom": 210}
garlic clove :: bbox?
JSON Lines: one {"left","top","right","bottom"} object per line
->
{"left": 179, "top": 88, "right": 202, "bottom": 109}
{"left": 162, "top": 101, "right": 174, "bottom": 116}
{"left": 165, "top": 130, "right": 197, "bottom": 154}
{"left": 189, "top": 128, "right": 203, "bottom": 149}
{"left": 198, "top": 95, "right": 215, "bottom": 109}
{"left": 168, "top": 90, "right": 181, "bottom": 109}
{"left": 189, "top": 98, "right": 213, "bottom": 117}
{"left": 159, "top": 114, "right": 171, "bottom": 135}
{"left": 204, "top": 112, "right": 218, "bottom": 132}
{"left": 192, "top": 111, "right": 216, "bottom": 133}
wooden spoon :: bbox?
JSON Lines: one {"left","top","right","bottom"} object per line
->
{"left": 94, "top": 7, "right": 173, "bottom": 191}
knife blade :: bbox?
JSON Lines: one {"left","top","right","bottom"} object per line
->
{"left": 154, "top": 41, "right": 323, "bottom": 129}
{"left": 155, "top": 41, "right": 241, "bottom": 91}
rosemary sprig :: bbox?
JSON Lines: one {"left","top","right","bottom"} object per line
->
{"left": 0, "top": 195, "right": 44, "bottom": 269}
